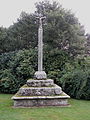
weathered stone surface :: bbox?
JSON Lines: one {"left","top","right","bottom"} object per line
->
{"left": 34, "top": 71, "right": 47, "bottom": 80}
{"left": 13, "top": 99, "right": 68, "bottom": 107}
{"left": 27, "top": 79, "right": 54, "bottom": 87}
{"left": 12, "top": 92, "right": 70, "bottom": 107}
{"left": 18, "top": 84, "right": 62, "bottom": 96}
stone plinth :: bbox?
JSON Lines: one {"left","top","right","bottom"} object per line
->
{"left": 34, "top": 71, "right": 47, "bottom": 80}
{"left": 27, "top": 79, "right": 54, "bottom": 87}
{"left": 12, "top": 79, "right": 70, "bottom": 107}
{"left": 12, "top": 92, "right": 70, "bottom": 107}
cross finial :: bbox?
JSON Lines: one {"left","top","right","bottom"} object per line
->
{"left": 36, "top": 14, "right": 46, "bottom": 28}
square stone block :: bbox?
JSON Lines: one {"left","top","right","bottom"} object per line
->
{"left": 18, "top": 84, "right": 62, "bottom": 96}
{"left": 27, "top": 79, "right": 54, "bottom": 87}
{"left": 12, "top": 92, "right": 70, "bottom": 107}
{"left": 34, "top": 71, "right": 47, "bottom": 80}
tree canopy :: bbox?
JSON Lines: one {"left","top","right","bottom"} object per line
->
{"left": 0, "top": 0, "right": 86, "bottom": 57}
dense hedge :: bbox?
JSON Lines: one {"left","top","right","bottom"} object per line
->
{"left": 0, "top": 49, "right": 90, "bottom": 100}
{"left": 0, "top": 48, "right": 69, "bottom": 93}
{"left": 0, "top": 49, "right": 36, "bottom": 93}
{"left": 60, "top": 69, "right": 90, "bottom": 100}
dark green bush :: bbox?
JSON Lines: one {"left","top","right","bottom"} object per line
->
{"left": 0, "top": 48, "right": 90, "bottom": 100}
{"left": 44, "top": 49, "right": 69, "bottom": 72}
{"left": 60, "top": 69, "right": 90, "bottom": 100}
{"left": 0, "top": 49, "right": 36, "bottom": 93}
{"left": 0, "top": 69, "right": 19, "bottom": 93}
{"left": 0, "top": 48, "right": 70, "bottom": 93}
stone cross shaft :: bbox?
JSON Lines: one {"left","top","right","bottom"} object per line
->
{"left": 37, "top": 16, "right": 46, "bottom": 71}
{"left": 34, "top": 16, "right": 47, "bottom": 80}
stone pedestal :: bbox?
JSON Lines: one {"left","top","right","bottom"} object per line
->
{"left": 34, "top": 71, "right": 47, "bottom": 80}
{"left": 12, "top": 79, "right": 70, "bottom": 107}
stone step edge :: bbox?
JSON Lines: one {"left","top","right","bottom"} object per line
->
{"left": 27, "top": 79, "right": 54, "bottom": 87}
{"left": 12, "top": 92, "right": 70, "bottom": 100}
{"left": 27, "top": 79, "right": 54, "bottom": 82}
{"left": 20, "top": 84, "right": 61, "bottom": 89}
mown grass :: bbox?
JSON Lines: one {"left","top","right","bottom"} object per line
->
{"left": 0, "top": 94, "right": 90, "bottom": 120}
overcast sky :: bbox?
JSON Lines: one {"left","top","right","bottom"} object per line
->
{"left": 0, "top": 0, "right": 90, "bottom": 33}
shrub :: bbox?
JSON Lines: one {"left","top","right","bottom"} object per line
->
{"left": 1, "top": 48, "right": 90, "bottom": 100}
{"left": 12, "top": 49, "right": 36, "bottom": 79}
{"left": 44, "top": 48, "right": 69, "bottom": 73}
{"left": 0, "top": 49, "right": 36, "bottom": 93}
{"left": 60, "top": 69, "right": 90, "bottom": 100}
{"left": 0, "top": 69, "right": 18, "bottom": 93}
{"left": 0, "top": 48, "right": 70, "bottom": 93}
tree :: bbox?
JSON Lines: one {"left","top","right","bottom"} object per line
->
{"left": 7, "top": 12, "right": 38, "bottom": 50}
{"left": 85, "top": 34, "right": 90, "bottom": 56}
{"left": 35, "top": 1, "right": 86, "bottom": 57}
{"left": 0, "top": 27, "right": 8, "bottom": 53}
{"left": 0, "top": 0, "right": 86, "bottom": 57}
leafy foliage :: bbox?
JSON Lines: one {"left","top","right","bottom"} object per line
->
{"left": 0, "top": 27, "right": 8, "bottom": 53}
{"left": 0, "top": 48, "right": 90, "bottom": 99}
{"left": 0, "top": 48, "right": 70, "bottom": 93}
{"left": 0, "top": 69, "right": 19, "bottom": 93}
{"left": 60, "top": 69, "right": 90, "bottom": 100}
{"left": 0, "top": 1, "right": 86, "bottom": 57}
{"left": 35, "top": 1, "right": 86, "bottom": 57}
{"left": 0, "top": 49, "right": 36, "bottom": 93}
{"left": 85, "top": 34, "right": 90, "bottom": 55}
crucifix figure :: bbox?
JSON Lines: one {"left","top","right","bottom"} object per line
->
{"left": 34, "top": 15, "right": 47, "bottom": 80}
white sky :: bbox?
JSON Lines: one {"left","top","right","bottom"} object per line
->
{"left": 0, "top": 0, "right": 90, "bottom": 33}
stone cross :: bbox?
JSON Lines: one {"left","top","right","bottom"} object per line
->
{"left": 38, "top": 16, "right": 46, "bottom": 71}
{"left": 34, "top": 15, "right": 47, "bottom": 80}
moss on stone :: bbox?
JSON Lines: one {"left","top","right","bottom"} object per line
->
{"left": 14, "top": 92, "right": 68, "bottom": 98}
{"left": 21, "top": 84, "right": 54, "bottom": 88}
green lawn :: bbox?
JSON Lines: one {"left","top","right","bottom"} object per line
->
{"left": 0, "top": 94, "right": 90, "bottom": 120}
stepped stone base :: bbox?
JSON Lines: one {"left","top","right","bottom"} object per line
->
{"left": 12, "top": 78, "right": 70, "bottom": 107}
{"left": 12, "top": 92, "right": 70, "bottom": 107}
